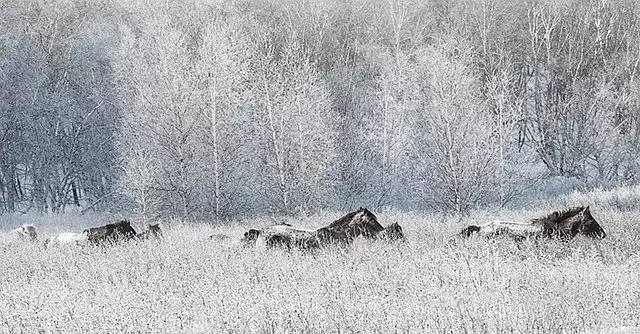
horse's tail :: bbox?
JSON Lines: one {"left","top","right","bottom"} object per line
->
{"left": 459, "top": 225, "right": 481, "bottom": 238}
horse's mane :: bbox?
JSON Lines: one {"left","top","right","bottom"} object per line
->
{"left": 106, "top": 220, "right": 132, "bottom": 229}
{"left": 84, "top": 220, "right": 136, "bottom": 235}
{"left": 329, "top": 207, "right": 378, "bottom": 228}
{"left": 359, "top": 207, "right": 378, "bottom": 222}
{"left": 531, "top": 207, "right": 585, "bottom": 225}
{"left": 329, "top": 211, "right": 357, "bottom": 228}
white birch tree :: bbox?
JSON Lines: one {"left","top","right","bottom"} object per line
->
{"left": 195, "top": 23, "right": 252, "bottom": 221}
{"left": 412, "top": 37, "right": 498, "bottom": 212}
{"left": 248, "top": 39, "right": 336, "bottom": 214}
{"left": 116, "top": 20, "right": 205, "bottom": 219}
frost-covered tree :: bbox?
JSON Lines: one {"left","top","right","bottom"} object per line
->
{"left": 0, "top": 0, "right": 120, "bottom": 214}
{"left": 194, "top": 23, "right": 252, "bottom": 221}
{"left": 248, "top": 39, "right": 337, "bottom": 214}
{"left": 116, "top": 20, "right": 206, "bottom": 219}
{"left": 369, "top": 49, "right": 417, "bottom": 208}
{"left": 412, "top": 37, "right": 499, "bottom": 212}
{"left": 3, "top": 0, "right": 640, "bottom": 217}
{"left": 118, "top": 144, "right": 161, "bottom": 224}
{"left": 520, "top": 0, "right": 640, "bottom": 185}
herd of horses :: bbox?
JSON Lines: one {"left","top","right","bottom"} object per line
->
{"left": 239, "top": 208, "right": 405, "bottom": 250}
{"left": 9, "top": 221, "right": 162, "bottom": 246}
{"left": 7, "top": 206, "right": 606, "bottom": 250}
{"left": 236, "top": 205, "right": 606, "bottom": 250}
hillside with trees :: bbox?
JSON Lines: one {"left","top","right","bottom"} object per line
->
{"left": 1, "top": 0, "right": 639, "bottom": 219}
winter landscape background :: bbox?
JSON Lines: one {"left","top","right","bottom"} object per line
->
{"left": 2, "top": 0, "right": 640, "bottom": 219}
{"left": 2, "top": 0, "right": 640, "bottom": 333}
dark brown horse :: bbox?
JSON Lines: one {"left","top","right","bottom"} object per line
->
{"left": 241, "top": 208, "right": 405, "bottom": 250}
{"left": 460, "top": 206, "right": 606, "bottom": 240}
{"left": 326, "top": 207, "right": 385, "bottom": 239}
{"left": 320, "top": 208, "right": 405, "bottom": 243}
{"left": 83, "top": 220, "right": 138, "bottom": 245}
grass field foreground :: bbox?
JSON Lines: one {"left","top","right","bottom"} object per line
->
{"left": 0, "top": 208, "right": 639, "bottom": 333}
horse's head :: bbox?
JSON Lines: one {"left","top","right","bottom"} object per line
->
{"left": 379, "top": 222, "right": 405, "bottom": 241}
{"left": 350, "top": 207, "right": 384, "bottom": 238}
{"left": 15, "top": 224, "right": 38, "bottom": 241}
{"left": 114, "top": 220, "right": 137, "bottom": 237}
{"left": 554, "top": 206, "right": 606, "bottom": 239}
{"left": 148, "top": 224, "right": 162, "bottom": 237}
{"left": 576, "top": 206, "right": 606, "bottom": 239}
{"left": 459, "top": 225, "right": 481, "bottom": 238}
{"left": 242, "top": 229, "right": 261, "bottom": 246}
{"left": 116, "top": 220, "right": 132, "bottom": 228}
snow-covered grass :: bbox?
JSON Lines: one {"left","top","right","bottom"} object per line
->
{"left": 0, "top": 207, "right": 639, "bottom": 333}
{"left": 559, "top": 185, "right": 640, "bottom": 211}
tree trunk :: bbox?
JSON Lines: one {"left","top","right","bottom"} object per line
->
{"left": 263, "top": 75, "right": 289, "bottom": 213}
{"left": 209, "top": 81, "right": 221, "bottom": 223}
{"left": 71, "top": 181, "right": 80, "bottom": 207}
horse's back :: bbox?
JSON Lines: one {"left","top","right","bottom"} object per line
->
{"left": 57, "top": 232, "right": 86, "bottom": 242}
{"left": 47, "top": 232, "right": 87, "bottom": 246}
{"left": 264, "top": 224, "right": 313, "bottom": 236}
{"left": 84, "top": 221, "right": 137, "bottom": 244}
{"left": 461, "top": 220, "right": 543, "bottom": 239}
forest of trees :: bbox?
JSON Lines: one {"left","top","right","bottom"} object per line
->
{"left": 1, "top": 0, "right": 639, "bottom": 220}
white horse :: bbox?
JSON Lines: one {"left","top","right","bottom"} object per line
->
{"left": 12, "top": 224, "right": 38, "bottom": 241}
{"left": 45, "top": 232, "right": 88, "bottom": 247}
{"left": 467, "top": 220, "right": 544, "bottom": 238}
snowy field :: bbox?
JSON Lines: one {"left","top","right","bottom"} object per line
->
{"left": 1, "top": 206, "right": 639, "bottom": 333}
{"left": 4, "top": 1, "right": 640, "bottom": 332}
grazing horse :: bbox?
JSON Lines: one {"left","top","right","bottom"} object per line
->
{"left": 136, "top": 224, "right": 162, "bottom": 241}
{"left": 12, "top": 224, "right": 38, "bottom": 241}
{"left": 241, "top": 208, "right": 406, "bottom": 250}
{"left": 83, "top": 220, "right": 138, "bottom": 245}
{"left": 460, "top": 206, "right": 606, "bottom": 240}
{"left": 242, "top": 224, "right": 320, "bottom": 250}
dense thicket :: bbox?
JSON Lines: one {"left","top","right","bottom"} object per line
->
{"left": 1, "top": 0, "right": 639, "bottom": 219}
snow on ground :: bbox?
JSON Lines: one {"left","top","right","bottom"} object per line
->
{"left": 0, "top": 207, "right": 639, "bottom": 333}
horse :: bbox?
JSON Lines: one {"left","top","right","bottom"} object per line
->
{"left": 83, "top": 220, "right": 138, "bottom": 245}
{"left": 241, "top": 224, "right": 320, "bottom": 250}
{"left": 459, "top": 206, "right": 606, "bottom": 240}
{"left": 325, "top": 207, "right": 385, "bottom": 240}
{"left": 136, "top": 224, "right": 162, "bottom": 241}
{"left": 12, "top": 224, "right": 38, "bottom": 241}
{"left": 44, "top": 232, "right": 88, "bottom": 247}
{"left": 241, "top": 208, "right": 406, "bottom": 250}
{"left": 319, "top": 207, "right": 406, "bottom": 243}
